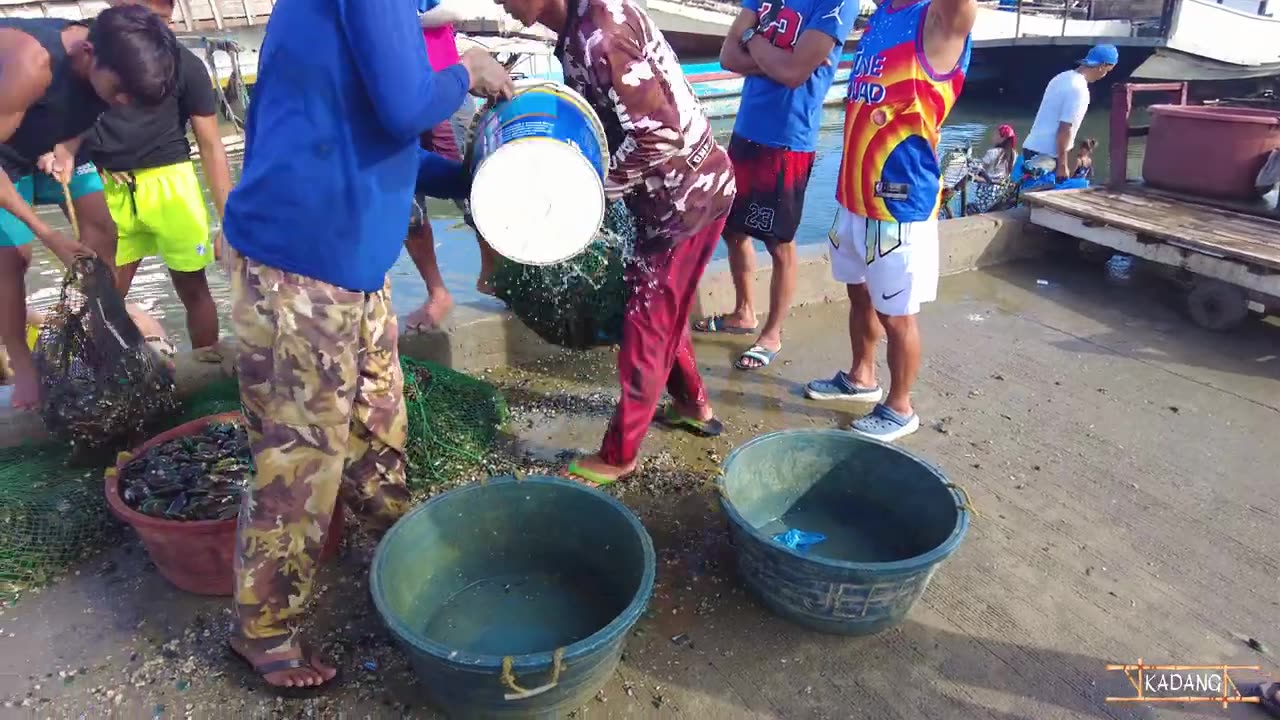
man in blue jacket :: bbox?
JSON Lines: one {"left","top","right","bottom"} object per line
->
{"left": 223, "top": 0, "right": 512, "bottom": 690}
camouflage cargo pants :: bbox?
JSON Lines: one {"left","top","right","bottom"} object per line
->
{"left": 230, "top": 254, "right": 410, "bottom": 642}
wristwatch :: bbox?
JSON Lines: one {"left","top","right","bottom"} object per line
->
{"left": 739, "top": 26, "right": 757, "bottom": 49}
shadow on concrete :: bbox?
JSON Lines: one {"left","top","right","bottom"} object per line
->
{"left": 980, "top": 258, "right": 1280, "bottom": 388}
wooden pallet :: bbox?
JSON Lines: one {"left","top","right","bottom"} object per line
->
{"left": 1024, "top": 185, "right": 1280, "bottom": 302}
{"left": 1024, "top": 186, "right": 1280, "bottom": 271}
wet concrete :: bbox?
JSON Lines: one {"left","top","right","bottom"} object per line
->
{"left": 2, "top": 256, "right": 1278, "bottom": 719}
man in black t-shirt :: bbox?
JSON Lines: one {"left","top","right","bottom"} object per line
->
{"left": 0, "top": 6, "right": 180, "bottom": 410}
{"left": 85, "top": 0, "right": 232, "bottom": 356}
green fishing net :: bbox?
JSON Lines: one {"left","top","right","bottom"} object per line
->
{"left": 0, "top": 353, "right": 506, "bottom": 599}
{"left": 402, "top": 357, "right": 508, "bottom": 489}
{"left": 0, "top": 443, "right": 113, "bottom": 601}
{"left": 178, "top": 376, "right": 244, "bottom": 423}
{"left": 34, "top": 258, "right": 178, "bottom": 452}
{"left": 167, "top": 360, "right": 508, "bottom": 490}
{"left": 492, "top": 201, "right": 638, "bottom": 349}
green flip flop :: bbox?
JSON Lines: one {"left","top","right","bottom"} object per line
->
{"left": 567, "top": 459, "right": 622, "bottom": 487}
{"left": 655, "top": 403, "right": 724, "bottom": 438}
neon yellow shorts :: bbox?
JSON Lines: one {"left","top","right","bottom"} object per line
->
{"left": 104, "top": 161, "right": 212, "bottom": 272}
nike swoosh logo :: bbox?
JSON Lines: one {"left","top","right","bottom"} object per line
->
{"left": 882, "top": 289, "right": 906, "bottom": 300}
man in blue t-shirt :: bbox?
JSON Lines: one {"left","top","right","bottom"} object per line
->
{"left": 695, "top": 0, "right": 857, "bottom": 371}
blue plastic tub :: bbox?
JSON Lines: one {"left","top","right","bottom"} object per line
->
{"left": 370, "top": 475, "right": 655, "bottom": 718}
{"left": 718, "top": 430, "right": 970, "bottom": 635}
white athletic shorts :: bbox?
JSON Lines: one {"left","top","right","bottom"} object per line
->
{"left": 827, "top": 207, "right": 940, "bottom": 317}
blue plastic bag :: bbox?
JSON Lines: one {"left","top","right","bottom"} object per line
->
{"left": 773, "top": 529, "right": 827, "bottom": 552}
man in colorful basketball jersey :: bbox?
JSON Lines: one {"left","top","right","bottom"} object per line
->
{"left": 695, "top": 0, "right": 859, "bottom": 371}
{"left": 495, "top": 0, "right": 737, "bottom": 486}
{"left": 804, "top": 0, "right": 975, "bottom": 442}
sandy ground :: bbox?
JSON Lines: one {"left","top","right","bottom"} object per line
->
{"left": 1, "top": 256, "right": 1277, "bottom": 719}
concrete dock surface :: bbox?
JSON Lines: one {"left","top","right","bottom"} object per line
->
{"left": 1, "top": 256, "right": 1277, "bottom": 719}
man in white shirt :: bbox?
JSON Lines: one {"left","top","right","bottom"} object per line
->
{"left": 1022, "top": 44, "right": 1118, "bottom": 181}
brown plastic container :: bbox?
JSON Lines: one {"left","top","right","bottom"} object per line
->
{"left": 105, "top": 412, "right": 343, "bottom": 596}
{"left": 1143, "top": 105, "right": 1280, "bottom": 201}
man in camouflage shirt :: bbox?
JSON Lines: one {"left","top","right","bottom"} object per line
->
{"left": 498, "top": 0, "right": 736, "bottom": 484}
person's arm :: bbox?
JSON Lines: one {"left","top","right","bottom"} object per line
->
{"left": 593, "top": 14, "right": 684, "bottom": 199}
{"left": 415, "top": 148, "right": 469, "bottom": 201}
{"left": 0, "top": 41, "right": 83, "bottom": 262}
{"left": 192, "top": 115, "right": 232, "bottom": 217}
{"left": 1054, "top": 85, "right": 1086, "bottom": 178}
{"left": 179, "top": 49, "right": 232, "bottom": 219}
{"left": 1054, "top": 123, "right": 1073, "bottom": 178}
{"left": 745, "top": 0, "right": 857, "bottom": 88}
{"left": 36, "top": 136, "right": 82, "bottom": 184}
{"left": 928, "top": 0, "right": 979, "bottom": 35}
{"left": 719, "top": 8, "right": 761, "bottom": 76}
{"left": 922, "top": 0, "right": 976, "bottom": 76}
{"left": 338, "top": 0, "right": 470, "bottom": 142}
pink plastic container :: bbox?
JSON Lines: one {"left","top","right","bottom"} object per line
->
{"left": 1143, "top": 105, "right": 1280, "bottom": 201}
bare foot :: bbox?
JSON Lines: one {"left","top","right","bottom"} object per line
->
{"left": 567, "top": 453, "right": 636, "bottom": 488}
{"left": 404, "top": 293, "right": 454, "bottom": 332}
{"left": 229, "top": 636, "right": 336, "bottom": 689}
{"left": 693, "top": 312, "right": 757, "bottom": 334}
{"left": 9, "top": 367, "right": 38, "bottom": 411}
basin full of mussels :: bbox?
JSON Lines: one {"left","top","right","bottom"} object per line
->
{"left": 118, "top": 419, "right": 252, "bottom": 521}
{"left": 104, "top": 413, "right": 343, "bottom": 595}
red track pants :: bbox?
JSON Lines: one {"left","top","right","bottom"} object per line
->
{"left": 599, "top": 215, "right": 727, "bottom": 468}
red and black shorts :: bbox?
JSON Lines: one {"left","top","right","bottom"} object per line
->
{"left": 724, "top": 134, "right": 817, "bottom": 244}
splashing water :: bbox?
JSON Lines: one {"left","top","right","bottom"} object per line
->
{"left": 465, "top": 91, "right": 660, "bottom": 350}
{"left": 492, "top": 201, "right": 642, "bottom": 349}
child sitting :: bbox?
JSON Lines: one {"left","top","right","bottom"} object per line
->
{"left": 1072, "top": 138, "right": 1098, "bottom": 181}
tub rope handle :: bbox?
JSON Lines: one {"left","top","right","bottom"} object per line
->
{"left": 946, "top": 482, "right": 983, "bottom": 519}
{"left": 500, "top": 647, "right": 565, "bottom": 701}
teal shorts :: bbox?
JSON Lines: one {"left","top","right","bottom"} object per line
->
{"left": 0, "top": 161, "right": 105, "bottom": 248}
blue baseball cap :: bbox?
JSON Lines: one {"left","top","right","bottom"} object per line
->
{"left": 1079, "top": 44, "right": 1119, "bottom": 67}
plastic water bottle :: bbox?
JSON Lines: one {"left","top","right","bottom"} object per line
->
{"left": 1105, "top": 254, "right": 1135, "bottom": 284}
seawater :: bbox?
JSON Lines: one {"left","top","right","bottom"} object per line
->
{"left": 758, "top": 492, "right": 926, "bottom": 564}
{"left": 420, "top": 569, "right": 624, "bottom": 656}
{"left": 22, "top": 102, "right": 1129, "bottom": 349}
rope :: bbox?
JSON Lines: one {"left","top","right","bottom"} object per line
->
{"left": 60, "top": 181, "right": 80, "bottom": 242}
{"left": 946, "top": 482, "right": 983, "bottom": 520}
{"left": 500, "top": 647, "right": 565, "bottom": 700}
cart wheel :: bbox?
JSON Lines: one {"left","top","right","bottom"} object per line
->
{"left": 1186, "top": 280, "right": 1249, "bottom": 331}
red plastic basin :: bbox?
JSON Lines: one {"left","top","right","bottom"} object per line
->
{"left": 105, "top": 412, "right": 343, "bottom": 596}
{"left": 1143, "top": 105, "right": 1280, "bottom": 201}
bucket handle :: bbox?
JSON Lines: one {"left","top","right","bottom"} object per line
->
{"left": 500, "top": 647, "right": 565, "bottom": 701}
{"left": 945, "top": 482, "right": 983, "bottom": 519}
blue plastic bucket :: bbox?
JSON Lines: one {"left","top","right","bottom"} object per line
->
{"left": 370, "top": 475, "right": 655, "bottom": 718}
{"left": 468, "top": 80, "right": 609, "bottom": 266}
{"left": 718, "top": 430, "right": 971, "bottom": 635}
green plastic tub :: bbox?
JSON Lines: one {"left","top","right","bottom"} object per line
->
{"left": 370, "top": 475, "right": 655, "bottom": 718}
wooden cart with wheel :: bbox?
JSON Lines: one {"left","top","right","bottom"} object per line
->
{"left": 1025, "top": 186, "right": 1279, "bottom": 332}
